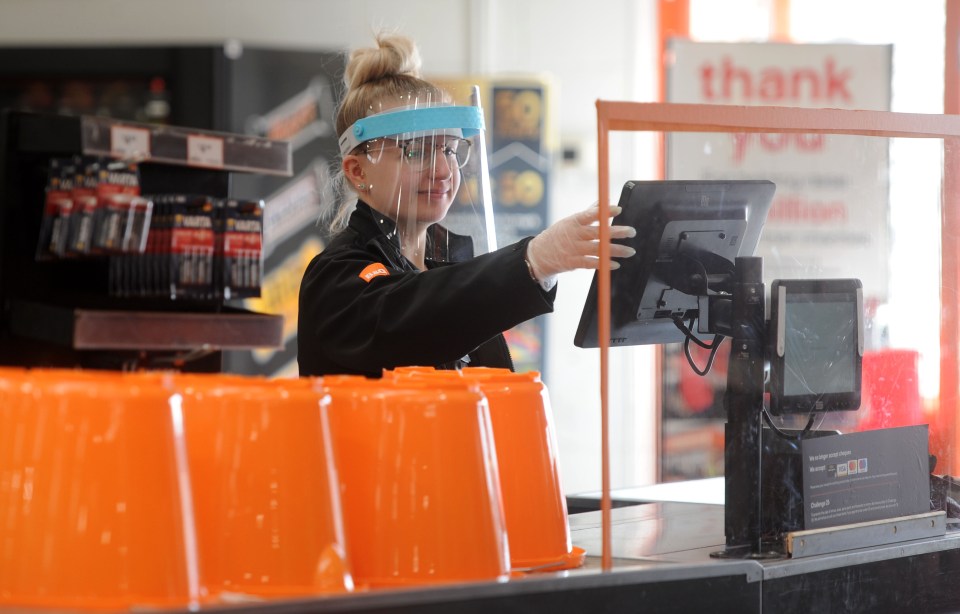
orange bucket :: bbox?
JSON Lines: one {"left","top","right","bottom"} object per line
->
{"left": 859, "top": 349, "right": 923, "bottom": 431}
{"left": 460, "top": 368, "right": 584, "bottom": 571}
{"left": 0, "top": 368, "right": 202, "bottom": 609}
{"left": 387, "top": 367, "right": 583, "bottom": 571}
{"left": 322, "top": 375, "right": 510, "bottom": 587}
{"left": 174, "top": 373, "right": 353, "bottom": 599}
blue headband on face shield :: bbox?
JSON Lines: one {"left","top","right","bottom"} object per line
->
{"left": 338, "top": 105, "right": 485, "bottom": 156}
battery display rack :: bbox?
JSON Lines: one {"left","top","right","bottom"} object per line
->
{"left": 0, "top": 110, "right": 288, "bottom": 371}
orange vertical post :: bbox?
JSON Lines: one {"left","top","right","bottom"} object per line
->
{"left": 657, "top": 0, "right": 690, "bottom": 180}
{"left": 658, "top": 0, "right": 690, "bottom": 103}
{"left": 596, "top": 105, "right": 612, "bottom": 571}
{"left": 770, "top": 0, "right": 792, "bottom": 42}
{"left": 941, "top": 0, "right": 960, "bottom": 474}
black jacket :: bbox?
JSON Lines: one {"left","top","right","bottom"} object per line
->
{"left": 297, "top": 201, "right": 556, "bottom": 377}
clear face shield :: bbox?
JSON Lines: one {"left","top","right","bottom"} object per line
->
{"left": 338, "top": 86, "right": 495, "bottom": 264}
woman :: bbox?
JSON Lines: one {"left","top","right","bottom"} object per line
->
{"left": 297, "top": 32, "right": 635, "bottom": 377}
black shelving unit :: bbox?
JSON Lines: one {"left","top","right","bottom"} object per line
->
{"left": 0, "top": 44, "right": 346, "bottom": 376}
{"left": 0, "top": 110, "right": 288, "bottom": 371}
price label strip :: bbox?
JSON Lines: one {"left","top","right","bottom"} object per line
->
{"left": 187, "top": 134, "right": 225, "bottom": 169}
{"left": 81, "top": 116, "right": 291, "bottom": 176}
{"left": 109, "top": 125, "right": 151, "bottom": 161}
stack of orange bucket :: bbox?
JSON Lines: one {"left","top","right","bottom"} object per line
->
{"left": 320, "top": 373, "right": 512, "bottom": 588}
{"left": 383, "top": 367, "right": 585, "bottom": 573}
{"left": 0, "top": 368, "right": 353, "bottom": 609}
{"left": 0, "top": 367, "right": 203, "bottom": 609}
{"left": 0, "top": 364, "right": 581, "bottom": 607}
{"left": 173, "top": 372, "right": 353, "bottom": 599}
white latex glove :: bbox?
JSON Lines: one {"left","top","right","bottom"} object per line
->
{"left": 526, "top": 203, "right": 637, "bottom": 282}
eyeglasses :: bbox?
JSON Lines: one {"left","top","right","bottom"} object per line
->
{"left": 363, "top": 136, "right": 472, "bottom": 170}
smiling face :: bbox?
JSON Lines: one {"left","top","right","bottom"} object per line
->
{"left": 353, "top": 135, "right": 462, "bottom": 230}
{"left": 338, "top": 94, "right": 494, "bottom": 267}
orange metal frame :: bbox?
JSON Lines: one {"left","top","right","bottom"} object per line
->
{"left": 595, "top": 101, "right": 960, "bottom": 569}
{"left": 943, "top": 0, "right": 960, "bottom": 488}
{"left": 609, "top": 0, "right": 954, "bottom": 573}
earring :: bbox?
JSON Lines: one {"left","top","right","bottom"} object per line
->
{"left": 357, "top": 183, "right": 367, "bottom": 191}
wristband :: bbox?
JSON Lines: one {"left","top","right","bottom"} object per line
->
{"left": 524, "top": 257, "right": 540, "bottom": 283}
{"left": 524, "top": 257, "right": 557, "bottom": 291}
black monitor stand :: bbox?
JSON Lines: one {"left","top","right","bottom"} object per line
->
{"left": 714, "top": 256, "right": 770, "bottom": 556}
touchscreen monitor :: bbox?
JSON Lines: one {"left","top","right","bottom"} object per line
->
{"left": 574, "top": 179, "right": 776, "bottom": 348}
{"left": 767, "top": 278, "right": 864, "bottom": 415}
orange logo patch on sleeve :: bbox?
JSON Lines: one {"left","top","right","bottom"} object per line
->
{"left": 359, "top": 262, "right": 390, "bottom": 282}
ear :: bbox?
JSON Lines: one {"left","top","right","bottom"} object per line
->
{"left": 342, "top": 155, "right": 366, "bottom": 186}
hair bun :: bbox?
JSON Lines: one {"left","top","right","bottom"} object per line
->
{"left": 344, "top": 32, "right": 423, "bottom": 91}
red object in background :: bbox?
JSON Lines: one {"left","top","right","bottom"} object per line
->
{"left": 677, "top": 339, "right": 730, "bottom": 414}
{"left": 679, "top": 368, "right": 715, "bottom": 413}
{"left": 859, "top": 348, "right": 923, "bottom": 431}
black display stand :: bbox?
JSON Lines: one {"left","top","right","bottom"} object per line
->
{"left": 713, "top": 257, "right": 941, "bottom": 557}
{"left": 717, "top": 256, "right": 768, "bottom": 553}
{"left": 0, "top": 110, "right": 288, "bottom": 371}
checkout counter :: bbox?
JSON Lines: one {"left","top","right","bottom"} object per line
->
{"left": 204, "top": 479, "right": 960, "bottom": 614}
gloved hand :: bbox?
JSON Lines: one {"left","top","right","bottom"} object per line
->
{"left": 526, "top": 203, "right": 637, "bottom": 281}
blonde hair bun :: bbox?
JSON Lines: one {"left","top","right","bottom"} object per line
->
{"left": 345, "top": 32, "right": 422, "bottom": 91}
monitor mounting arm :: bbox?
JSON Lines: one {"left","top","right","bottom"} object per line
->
{"left": 653, "top": 249, "right": 737, "bottom": 337}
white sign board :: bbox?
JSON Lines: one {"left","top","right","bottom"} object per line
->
{"left": 666, "top": 41, "right": 892, "bottom": 299}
